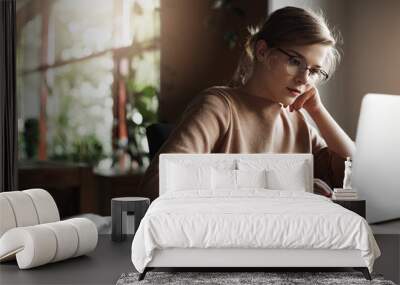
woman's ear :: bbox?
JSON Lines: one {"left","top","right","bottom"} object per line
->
{"left": 255, "top": 40, "right": 276, "bottom": 69}
{"left": 255, "top": 40, "right": 269, "bottom": 62}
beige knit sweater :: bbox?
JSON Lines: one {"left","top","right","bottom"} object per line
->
{"left": 140, "top": 86, "right": 345, "bottom": 200}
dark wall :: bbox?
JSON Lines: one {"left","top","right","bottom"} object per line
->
{"left": 160, "top": 0, "right": 268, "bottom": 123}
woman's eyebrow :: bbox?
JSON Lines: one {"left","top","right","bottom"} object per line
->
{"left": 287, "top": 49, "right": 322, "bottom": 68}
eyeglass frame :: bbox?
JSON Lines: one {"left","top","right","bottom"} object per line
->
{"left": 275, "top": 47, "right": 329, "bottom": 84}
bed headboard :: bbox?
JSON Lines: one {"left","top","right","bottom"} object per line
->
{"left": 159, "top": 153, "right": 313, "bottom": 195}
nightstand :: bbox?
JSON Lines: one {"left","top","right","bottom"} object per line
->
{"left": 111, "top": 197, "right": 150, "bottom": 242}
{"left": 332, "top": 199, "right": 366, "bottom": 218}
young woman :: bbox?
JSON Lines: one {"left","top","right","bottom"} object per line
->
{"left": 140, "top": 6, "right": 355, "bottom": 200}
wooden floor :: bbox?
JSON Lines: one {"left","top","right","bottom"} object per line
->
{"left": 0, "top": 235, "right": 134, "bottom": 285}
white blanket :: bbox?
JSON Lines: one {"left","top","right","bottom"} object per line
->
{"left": 131, "top": 190, "right": 380, "bottom": 273}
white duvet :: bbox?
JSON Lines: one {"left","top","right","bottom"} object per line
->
{"left": 131, "top": 189, "right": 380, "bottom": 273}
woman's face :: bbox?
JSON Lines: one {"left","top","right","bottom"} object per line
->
{"left": 253, "top": 41, "right": 329, "bottom": 106}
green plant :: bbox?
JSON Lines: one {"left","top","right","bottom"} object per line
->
{"left": 125, "top": 82, "right": 159, "bottom": 167}
{"left": 49, "top": 95, "right": 105, "bottom": 166}
{"left": 50, "top": 95, "right": 72, "bottom": 161}
{"left": 71, "top": 134, "right": 104, "bottom": 166}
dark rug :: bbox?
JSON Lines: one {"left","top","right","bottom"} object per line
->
{"left": 116, "top": 271, "right": 396, "bottom": 285}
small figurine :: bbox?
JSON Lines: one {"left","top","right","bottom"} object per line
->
{"left": 343, "top": 157, "right": 352, "bottom": 189}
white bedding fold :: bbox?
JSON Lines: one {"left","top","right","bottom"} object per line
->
{"left": 131, "top": 190, "right": 380, "bottom": 273}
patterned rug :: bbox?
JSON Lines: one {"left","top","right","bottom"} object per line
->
{"left": 116, "top": 271, "right": 396, "bottom": 285}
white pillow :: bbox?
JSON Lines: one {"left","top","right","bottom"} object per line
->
{"left": 212, "top": 168, "right": 237, "bottom": 190}
{"left": 236, "top": 169, "right": 268, "bottom": 188}
{"left": 238, "top": 159, "right": 308, "bottom": 191}
{"left": 167, "top": 162, "right": 212, "bottom": 191}
{"left": 266, "top": 166, "right": 307, "bottom": 191}
{"left": 211, "top": 168, "right": 268, "bottom": 190}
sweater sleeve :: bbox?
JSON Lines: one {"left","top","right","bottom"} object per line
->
{"left": 138, "top": 89, "right": 231, "bottom": 200}
{"left": 310, "top": 125, "right": 346, "bottom": 189}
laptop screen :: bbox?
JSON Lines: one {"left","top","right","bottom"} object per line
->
{"left": 353, "top": 94, "right": 400, "bottom": 223}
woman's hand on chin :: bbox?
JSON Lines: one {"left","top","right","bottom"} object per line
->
{"left": 288, "top": 86, "right": 324, "bottom": 116}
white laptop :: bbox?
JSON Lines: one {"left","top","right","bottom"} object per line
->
{"left": 353, "top": 93, "right": 400, "bottom": 223}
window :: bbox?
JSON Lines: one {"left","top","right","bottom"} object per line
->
{"left": 17, "top": 0, "right": 160, "bottom": 170}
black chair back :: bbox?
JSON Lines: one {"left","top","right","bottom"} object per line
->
{"left": 145, "top": 123, "right": 174, "bottom": 161}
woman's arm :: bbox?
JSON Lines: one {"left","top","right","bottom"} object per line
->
{"left": 289, "top": 87, "right": 355, "bottom": 158}
{"left": 307, "top": 104, "right": 355, "bottom": 158}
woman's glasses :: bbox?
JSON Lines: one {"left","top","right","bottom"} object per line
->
{"left": 276, "top": 48, "right": 329, "bottom": 84}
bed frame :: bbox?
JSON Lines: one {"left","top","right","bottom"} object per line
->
{"left": 139, "top": 248, "right": 371, "bottom": 280}
{"left": 138, "top": 154, "right": 372, "bottom": 281}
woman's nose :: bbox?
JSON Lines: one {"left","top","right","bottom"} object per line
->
{"left": 295, "top": 69, "right": 309, "bottom": 84}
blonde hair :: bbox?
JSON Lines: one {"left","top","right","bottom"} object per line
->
{"left": 231, "top": 6, "right": 341, "bottom": 87}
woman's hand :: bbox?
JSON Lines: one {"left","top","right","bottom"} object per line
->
{"left": 289, "top": 86, "right": 356, "bottom": 158}
{"left": 289, "top": 86, "right": 323, "bottom": 116}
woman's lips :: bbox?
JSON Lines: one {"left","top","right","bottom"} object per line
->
{"left": 287, "top": 87, "right": 301, "bottom": 97}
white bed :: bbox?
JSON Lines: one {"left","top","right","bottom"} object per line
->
{"left": 131, "top": 154, "right": 380, "bottom": 280}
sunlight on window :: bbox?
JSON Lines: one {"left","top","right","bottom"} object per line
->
{"left": 17, "top": 0, "right": 160, "bottom": 168}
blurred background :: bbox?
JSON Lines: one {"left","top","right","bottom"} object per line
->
{"left": 15, "top": 0, "right": 400, "bottom": 217}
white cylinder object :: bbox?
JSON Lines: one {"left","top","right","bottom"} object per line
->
{"left": 0, "top": 226, "right": 57, "bottom": 269}
{"left": 42, "top": 221, "right": 79, "bottom": 262}
{"left": 0, "top": 195, "right": 17, "bottom": 237}
{"left": 67, "top": 218, "right": 98, "bottom": 257}
{"left": 23, "top": 189, "right": 60, "bottom": 223}
{"left": 1, "top": 192, "right": 39, "bottom": 227}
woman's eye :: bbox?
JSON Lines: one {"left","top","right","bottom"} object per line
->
{"left": 309, "top": 69, "right": 320, "bottom": 76}
{"left": 288, "top": 57, "right": 302, "bottom": 67}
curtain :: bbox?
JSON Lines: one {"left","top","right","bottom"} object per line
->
{"left": 0, "top": 0, "right": 17, "bottom": 192}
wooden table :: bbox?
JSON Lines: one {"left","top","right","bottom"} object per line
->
{"left": 332, "top": 199, "right": 366, "bottom": 218}
{"left": 18, "top": 161, "right": 96, "bottom": 218}
{"left": 94, "top": 168, "right": 145, "bottom": 216}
